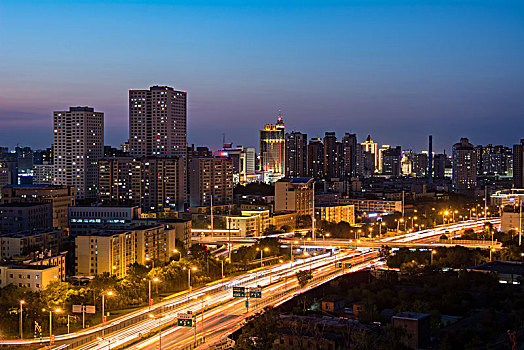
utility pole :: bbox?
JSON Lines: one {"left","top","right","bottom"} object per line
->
{"left": 312, "top": 181, "right": 315, "bottom": 240}
{"left": 228, "top": 217, "right": 231, "bottom": 261}
{"left": 520, "top": 199, "right": 522, "bottom": 246}
{"left": 19, "top": 300, "right": 24, "bottom": 339}
{"left": 210, "top": 189, "right": 214, "bottom": 238}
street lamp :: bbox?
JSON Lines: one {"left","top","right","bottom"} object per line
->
{"left": 490, "top": 248, "right": 496, "bottom": 262}
{"left": 184, "top": 266, "right": 197, "bottom": 301}
{"left": 19, "top": 300, "right": 25, "bottom": 339}
{"left": 148, "top": 277, "right": 160, "bottom": 309}
{"left": 256, "top": 247, "right": 269, "bottom": 267}
{"left": 430, "top": 250, "right": 436, "bottom": 265}
{"left": 146, "top": 257, "right": 155, "bottom": 269}
{"left": 43, "top": 308, "right": 61, "bottom": 344}
{"left": 173, "top": 249, "right": 181, "bottom": 261}
{"left": 101, "top": 291, "right": 114, "bottom": 335}
{"left": 200, "top": 296, "right": 211, "bottom": 342}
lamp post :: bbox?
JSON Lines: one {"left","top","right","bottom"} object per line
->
{"left": 185, "top": 266, "right": 197, "bottom": 302}
{"left": 101, "top": 291, "right": 113, "bottom": 335}
{"left": 256, "top": 247, "right": 269, "bottom": 268}
{"left": 490, "top": 248, "right": 496, "bottom": 262}
{"left": 146, "top": 257, "right": 155, "bottom": 269}
{"left": 19, "top": 300, "right": 24, "bottom": 339}
{"left": 43, "top": 308, "right": 61, "bottom": 344}
{"left": 148, "top": 277, "right": 160, "bottom": 310}
{"left": 201, "top": 296, "right": 211, "bottom": 342}
{"left": 430, "top": 250, "right": 436, "bottom": 265}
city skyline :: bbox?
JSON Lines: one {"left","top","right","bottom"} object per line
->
{"left": 1, "top": 0, "right": 523, "bottom": 152}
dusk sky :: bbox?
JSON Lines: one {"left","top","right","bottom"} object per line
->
{"left": 1, "top": 0, "right": 523, "bottom": 153}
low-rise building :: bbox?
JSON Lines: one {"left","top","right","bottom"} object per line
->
{"left": 315, "top": 204, "right": 355, "bottom": 225}
{"left": 1, "top": 184, "right": 75, "bottom": 229}
{"left": 68, "top": 205, "right": 141, "bottom": 234}
{"left": 0, "top": 229, "right": 68, "bottom": 259}
{"left": 136, "top": 218, "right": 192, "bottom": 251}
{"left": 275, "top": 177, "right": 314, "bottom": 217}
{"left": 75, "top": 225, "right": 168, "bottom": 277}
{"left": 0, "top": 264, "right": 60, "bottom": 291}
{"left": 501, "top": 211, "right": 524, "bottom": 233}
{"left": 339, "top": 198, "right": 402, "bottom": 214}
{"left": 0, "top": 202, "right": 53, "bottom": 233}
{"left": 24, "top": 251, "right": 67, "bottom": 281}
{"left": 270, "top": 211, "right": 297, "bottom": 230}
{"left": 392, "top": 312, "right": 431, "bottom": 350}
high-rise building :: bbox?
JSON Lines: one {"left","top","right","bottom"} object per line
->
{"left": 377, "top": 145, "right": 391, "bottom": 173}
{"left": 259, "top": 113, "right": 285, "bottom": 173}
{"left": 323, "top": 132, "right": 345, "bottom": 180}
{"left": 33, "top": 164, "right": 54, "bottom": 185}
{"left": 514, "top": 139, "right": 524, "bottom": 188}
{"left": 382, "top": 146, "right": 402, "bottom": 176}
{"left": 219, "top": 144, "right": 256, "bottom": 183}
{"left": 129, "top": 86, "right": 187, "bottom": 158}
{"left": 412, "top": 153, "right": 428, "bottom": 177}
{"left": 274, "top": 177, "right": 314, "bottom": 217}
{"left": 53, "top": 107, "right": 104, "bottom": 199}
{"left": 452, "top": 138, "right": 477, "bottom": 191}
{"left": 361, "top": 135, "right": 378, "bottom": 173}
{"left": 15, "top": 146, "right": 34, "bottom": 173}
{"left": 285, "top": 132, "right": 308, "bottom": 178}
{"left": 98, "top": 157, "right": 183, "bottom": 210}
{"left": 433, "top": 154, "right": 447, "bottom": 179}
{"left": 341, "top": 133, "right": 358, "bottom": 178}
{"left": 189, "top": 157, "right": 234, "bottom": 207}
{"left": 307, "top": 138, "right": 324, "bottom": 180}
{"left": 477, "top": 144, "right": 513, "bottom": 177}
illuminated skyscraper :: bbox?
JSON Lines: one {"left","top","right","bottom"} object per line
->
{"left": 361, "top": 135, "right": 378, "bottom": 172}
{"left": 53, "top": 107, "right": 104, "bottom": 199}
{"left": 259, "top": 113, "right": 285, "bottom": 173}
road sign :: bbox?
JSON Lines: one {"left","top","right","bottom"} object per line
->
{"left": 177, "top": 313, "right": 193, "bottom": 327}
{"left": 177, "top": 318, "right": 193, "bottom": 327}
{"left": 233, "top": 286, "right": 245, "bottom": 297}
{"left": 72, "top": 305, "right": 95, "bottom": 314}
{"left": 344, "top": 263, "right": 352, "bottom": 269}
{"left": 335, "top": 262, "right": 342, "bottom": 269}
{"left": 249, "top": 287, "right": 262, "bottom": 298}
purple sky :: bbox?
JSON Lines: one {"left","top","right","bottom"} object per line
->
{"left": 1, "top": 0, "right": 523, "bottom": 153}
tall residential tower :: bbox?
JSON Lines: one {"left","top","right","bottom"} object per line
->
{"left": 53, "top": 106, "right": 104, "bottom": 199}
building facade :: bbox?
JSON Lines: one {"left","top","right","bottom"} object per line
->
{"left": 129, "top": 86, "right": 187, "bottom": 159}
{"left": 514, "top": 139, "right": 524, "bottom": 188}
{"left": 315, "top": 204, "right": 355, "bottom": 225}
{"left": 285, "top": 132, "right": 308, "bottom": 178}
{"left": 452, "top": 138, "right": 477, "bottom": 192}
{"left": 0, "top": 202, "right": 52, "bottom": 233}
{"left": 189, "top": 157, "right": 233, "bottom": 207}
{"left": 53, "top": 107, "right": 104, "bottom": 199}
{"left": 98, "top": 157, "right": 183, "bottom": 211}
{"left": 259, "top": 113, "right": 285, "bottom": 173}
{"left": 275, "top": 177, "right": 314, "bottom": 217}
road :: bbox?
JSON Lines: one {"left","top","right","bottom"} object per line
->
{"left": 72, "top": 250, "right": 381, "bottom": 350}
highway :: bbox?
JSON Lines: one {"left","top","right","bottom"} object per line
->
{"left": 69, "top": 250, "right": 380, "bottom": 350}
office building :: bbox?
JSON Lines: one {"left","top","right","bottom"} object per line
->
{"left": 259, "top": 113, "right": 285, "bottom": 173}
{"left": 513, "top": 139, "right": 524, "bottom": 188}
{"left": 98, "top": 157, "right": 183, "bottom": 210}
{"left": 275, "top": 177, "right": 314, "bottom": 217}
{"left": 307, "top": 138, "right": 324, "bottom": 179}
{"left": 452, "top": 138, "right": 477, "bottom": 192}
{"left": 392, "top": 312, "right": 431, "bottom": 350}
{"left": 361, "top": 135, "right": 378, "bottom": 171}
{"left": 433, "top": 153, "right": 448, "bottom": 179}
{"left": 75, "top": 225, "right": 167, "bottom": 277}
{"left": 15, "top": 146, "right": 34, "bottom": 173}
{"left": 53, "top": 106, "right": 104, "bottom": 199}
{"left": 285, "top": 132, "right": 308, "bottom": 178}
{"left": 1, "top": 184, "right": 74, "bottom": 229}
{"left": 129, "top": 85, "right": 187, "bottom": 159}
{"left": 218, "top": 144, "right": 256, "bottom": 183}
{"left": 382, "top": 146, "right": 402, "bottom": 176}
{"left": 189, "top": 157, "right": 233, "bottom": 207}
{"left": 339, "top": 198, "right": 402, "bottom": 214}
{"left": 68, "top": 206, "right": 141, "bottom": 234}
{"left": 0, "top": 202, "right": 52, "bottom": 233}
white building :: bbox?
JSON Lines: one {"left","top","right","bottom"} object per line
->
{"left": 0, "top": 265, "right": 60, "bottom": 291}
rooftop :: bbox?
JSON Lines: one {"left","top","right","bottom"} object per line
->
{"left": 0, "top": 202, "right": 50, "bottom": 208}
{"left": 471, "top": 260, "right": 524, "bottom": 275}
{"left": 393, "top": 312, "right": 431, "bottom": 320}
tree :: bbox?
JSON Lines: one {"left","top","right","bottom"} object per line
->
{"left": 295, "top": 270, "right": 313, "bottom": 288}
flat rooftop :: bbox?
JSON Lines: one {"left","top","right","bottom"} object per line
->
{"left": 471, "top": 261, "right": 524, "bottom": 275}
